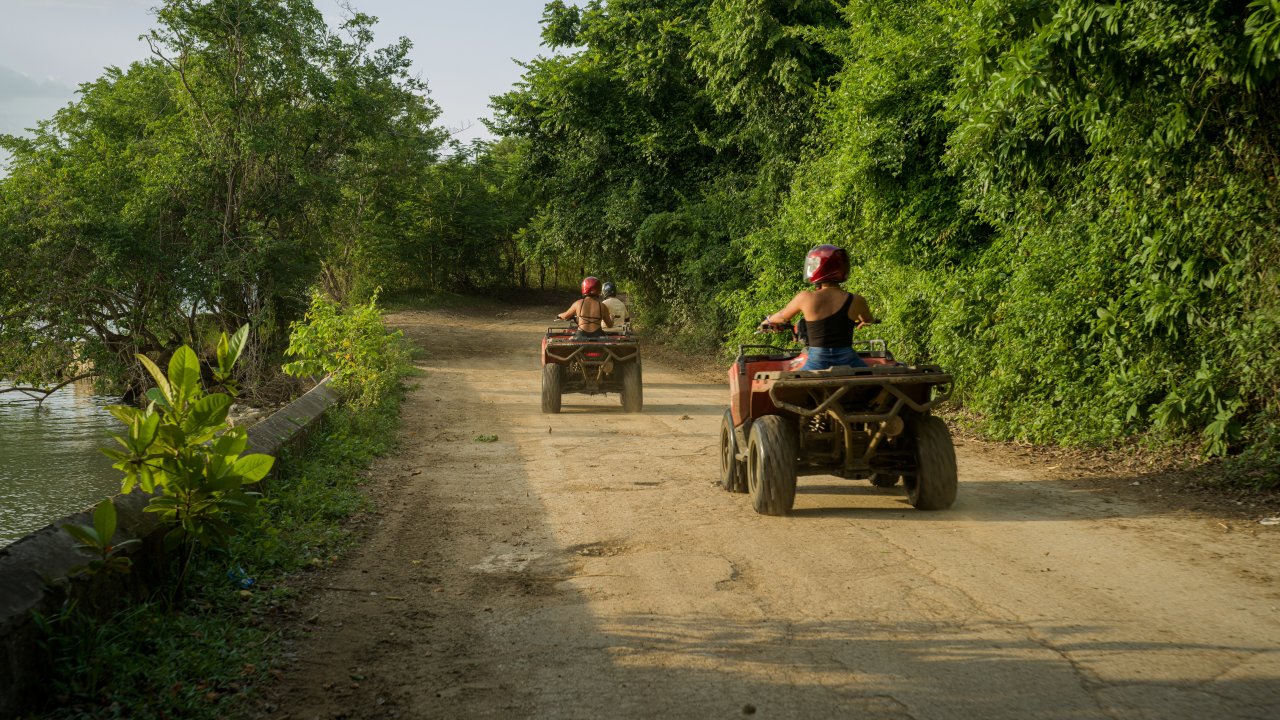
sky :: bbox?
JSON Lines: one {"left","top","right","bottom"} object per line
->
{"left": 0, "top": 0, "right": 565, "bottom": 151}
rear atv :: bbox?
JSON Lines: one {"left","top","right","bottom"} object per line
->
{"left": 541, "top": 321, "right": 642, "bottom": 413}
{"left": 720, "top": 324, "right": 956, "bottom": 515}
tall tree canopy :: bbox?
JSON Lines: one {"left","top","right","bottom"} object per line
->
{"left": 0, "top": 0, "right": 516, "bottom": 397}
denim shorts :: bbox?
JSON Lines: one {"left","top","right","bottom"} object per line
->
{"left": 801, "top": 346, "right": 867, "bottom": 371}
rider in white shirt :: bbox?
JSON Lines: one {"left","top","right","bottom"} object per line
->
{"left": 601, "top": 282, "right": 630, "bottom": 331}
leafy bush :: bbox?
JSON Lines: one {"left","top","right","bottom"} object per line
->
{"left": 60, "top": 499, "right": 140, "bottom": 577}
{"left": 34, "top": 307, "right": 410, "bottom": 718}
{"left": 282, "top": 291, "right": 410, "bottom": 407}
{"left": 102, "top": 325, "right": 274, "bottom": 592}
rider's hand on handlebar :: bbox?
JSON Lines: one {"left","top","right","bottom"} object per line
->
{"left": 756, "top": 317, "right": 794, "bottom": 334}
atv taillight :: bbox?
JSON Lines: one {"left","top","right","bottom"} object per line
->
{"left": 585, "top": 351, "right": 603, "bottom": 358}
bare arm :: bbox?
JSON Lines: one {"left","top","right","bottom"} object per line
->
{"left": 558, "top": 300, "right": 581, "bottom": 321}
{"left": 848, "top": 294, "right": 876, "bottom": 326}
{"left": 601, "top": 302, "right": 614, "bottom": 328}
{"left": 764, "top": 292, "right": 807, "bottom": 325}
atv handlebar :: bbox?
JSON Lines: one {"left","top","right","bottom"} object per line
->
{"left": 757, "top": 319, "right": 880, "bottom": 331}
{"left": 756, "top": 321, "right": 795, "bottom": 334}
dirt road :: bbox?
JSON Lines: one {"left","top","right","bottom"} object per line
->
{"left": 265, "top": 305, "right": 1280, "bottom": 719}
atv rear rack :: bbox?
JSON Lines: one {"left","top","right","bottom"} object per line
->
{"left": 759, "top": 367, "right": 952, "bottom": 476}
{"left": 544, "top": 343, "right": 640, "bottom": 364}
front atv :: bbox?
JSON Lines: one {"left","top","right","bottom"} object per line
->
{"left": 541, "top": 322, "right": 642, "bottom": 413}
{"left": 720, "top": 324, "right": 956, "bottom": 515}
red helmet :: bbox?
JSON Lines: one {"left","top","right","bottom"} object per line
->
{"left": 804, "top": 245, "right": 849, "bottom": 284}
{"left": 581, "top": 276, "right": 602, "bottom": 296}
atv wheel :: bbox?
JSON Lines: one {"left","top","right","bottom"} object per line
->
{"left": 904, "top": 415, "right": 957, "bottom": 510}
{"left": 541, "top": 363, "right": 563, "bottom": 414}
{"left": 719, "top": 410, "right": 747, "bottom": 493}
{"left": 621, "top": 362, "right": 643, "bottom": 412}
{"left": 869, "top": 473, "right": 900, "bottom": 488}
{"left": 747, "top": 415, "right": 798, "bottom": 515}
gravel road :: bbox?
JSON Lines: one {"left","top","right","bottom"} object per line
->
{"left": 265, "top": 304, "right": 1280, "bottom": 719}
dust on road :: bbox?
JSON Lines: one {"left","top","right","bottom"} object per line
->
{"left": 264, "top": 305, "right": 1280, "bottom": 719}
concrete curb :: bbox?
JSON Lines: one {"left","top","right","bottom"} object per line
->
{"left": 0, "top": 378, "right": 339, "bottom": 716}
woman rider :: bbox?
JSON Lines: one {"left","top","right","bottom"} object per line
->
{"left": 559, "top": 276, "right": 614, "bottom": 339}
{"left": 759, "top": 245, "right": 876, "bottom": 371}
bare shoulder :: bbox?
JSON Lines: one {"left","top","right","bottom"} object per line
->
{"left": 847, "top": 292, "right": 872, "bottom": 320}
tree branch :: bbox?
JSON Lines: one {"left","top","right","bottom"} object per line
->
{"left": 0, "top": 372, "right": 98, "bottom": 405}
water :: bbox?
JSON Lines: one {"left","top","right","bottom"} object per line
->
{"left": 0, "top": 382, "right": 122, "bottom": 546}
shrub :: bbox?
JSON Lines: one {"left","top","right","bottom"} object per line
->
{"left": 282, "top": 291, "right": 410, "bottom": 407}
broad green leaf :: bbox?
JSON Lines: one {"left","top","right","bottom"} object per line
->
{"left": 61, "top": 523, "right": 100, "bottom": 547}
{"left": 92, "top": 499, "right": 117, "bottom": 544}
{"left": 147, "top": 496, "right": 179, "bottom": 509}
{"left": 231, "top": 454, "right": 275, "bottom": 483}
{"left": 168, "top": 346, "right": 201, "bottom": 400}
{"left": 189, "top": 393, "right": 233, "bottom": 430}
{"left": 218, "top": 324, "right": 250, "bottom": 374}
{"left": 158, "top": 424, "right": 186, "bottom": 450}
{"left": 135, "top": 354, "right": 172, "bottom": 403}
{"left": 212, "top": 431, "right": 248, "bottom": 457}
{"left": 204, "top": 474, "right": 242, "bottom": 493}
{"left": 136, "top": 465, "right": 156, "bottom": 493}
{"left": 135, "top": 412, "right": 160, "bottom": 448}
{"left": 145, "top": 387, "right": 170, "bottom": 410}
{"left": 107, "top": 405, "right": 140, "bottom": 425}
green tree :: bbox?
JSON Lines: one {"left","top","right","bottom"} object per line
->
{"left": 0, "top": 0, "right": 447, "bottom": 397}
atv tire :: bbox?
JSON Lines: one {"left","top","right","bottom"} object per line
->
{"left": 904, "top": 415, "right": 957, "bottom": 510}
{"left": 541, "top": 363, "right": 563, "bottom": 414}
{"left": 747, "top": 415, "right": 798, "bottom": 515}
{"left": 719, "top": 410, "right": 747, "bottom": 493}
{"left": 621, "top": 362, "right": 643, "bottom": 412}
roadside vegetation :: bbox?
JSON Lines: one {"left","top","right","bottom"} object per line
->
{"left": 27, "top": 295, "right": 411, "bottom": 720}
{"left": 492, "top": 0, "right": 1280, "bottom": 484}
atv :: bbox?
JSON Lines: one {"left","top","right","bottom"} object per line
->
{"left": 541, "top": 319, "right": 642, "bottom": 413}
{"left": 720, "top": 321, "right": 956, "bottom": 515}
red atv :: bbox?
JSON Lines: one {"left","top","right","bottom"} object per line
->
{"left": 541, "top": 320, "right": 642, "bottom": 413}
{"left": 720, "top": 322, "right": 956, "bottom": 515}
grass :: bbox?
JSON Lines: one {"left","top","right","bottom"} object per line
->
{"left": 26, "top": 381, "right": 407, "bottom": 720}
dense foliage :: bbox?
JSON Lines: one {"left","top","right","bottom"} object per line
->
{"left": 497, "top": 0, "right": 1280, "bottom": 465}
{"left": 491, "top": 0, "right": 843, "bottom": 347}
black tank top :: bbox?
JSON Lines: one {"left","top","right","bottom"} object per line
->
{"left": 806, "top": 293, "right": 856, "bottom": 348}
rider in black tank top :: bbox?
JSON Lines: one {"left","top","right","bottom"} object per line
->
{"left": 758, "top": 245, "right": 877, "bottom": 370}
{"left": 805, "top": 293, "right": 856, "bottom": 348}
